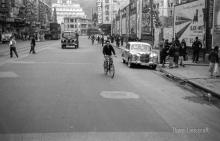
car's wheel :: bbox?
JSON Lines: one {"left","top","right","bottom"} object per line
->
{"left": 127, "top": 59, "right": 133, "bottom": 68}
{"left": 151, "top": 65, "right": 157, "bottom": 70}
{"left": 122, "top": 59, "right": 126, "bottom": 63}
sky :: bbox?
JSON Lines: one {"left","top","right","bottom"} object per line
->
{"left": 51, "top": 0, "right": 97, "bottom": 19}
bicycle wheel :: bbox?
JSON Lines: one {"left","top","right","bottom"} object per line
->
{"left": 109, "top": 64, "right": 115, "bottom": 78}
{"left": 104, "top": 61, "right": 108, "bottom": 75}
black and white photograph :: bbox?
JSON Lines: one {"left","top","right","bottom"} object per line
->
{"left": 0, "top": 0, "right": 220, "bottom": 141}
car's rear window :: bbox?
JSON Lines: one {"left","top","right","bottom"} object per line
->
{"left": 131, "top": 44, "right": 151, "bottom": 52}
{"left": 62, "top": 32, "right": 76, "bottom": 38}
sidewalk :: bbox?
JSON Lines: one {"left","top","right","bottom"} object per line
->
{"left": 158, "top": 64, "right": 220, "bottom": 98}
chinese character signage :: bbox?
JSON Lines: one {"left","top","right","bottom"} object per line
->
{"left": 97, "top": 0, "right": 103, "bottom": 24}
{"left": 213, "top": 0, "right": 220, "bottom": 48}
{"left": 142, "top": 0, "right": 151, "bottom": 35}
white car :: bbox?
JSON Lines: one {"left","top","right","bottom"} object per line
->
{"left": 121, "top": 42, "right": 158, "bottom": 69}
{"left": 1, "top": 33, "right": 12, "bottom": 43}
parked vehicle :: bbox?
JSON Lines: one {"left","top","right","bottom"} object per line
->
{"left": 61, "top": 31, "right": 79, "bottom": 49}
{"left": 121, "top": 42, "right": 158, "bottom": 69}
{"left": 45, "top": 23, "right": 61, "bottom": 40}
{"left": 1, "top": 33, "right": 12, "bottom": 43}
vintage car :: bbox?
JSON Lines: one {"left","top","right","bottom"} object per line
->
{"left": 121, "top": 42, "right": 158, "bottom": 69}
{"left": 1, "top": 33, "right": 12, "bottom": 43}
{"left": 61, "top": 31, "right": 79, "bottom": 49}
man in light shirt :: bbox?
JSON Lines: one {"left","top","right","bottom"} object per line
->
{"left": 9, "top": 36, "right": 18, "bottom": 58}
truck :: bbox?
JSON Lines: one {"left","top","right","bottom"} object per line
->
{"left": 45, "top": 23, "right": 61, "bottom": 40}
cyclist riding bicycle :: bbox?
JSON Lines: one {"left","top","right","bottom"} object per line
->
{"left": 103, "top": 40, "right": 116, "bottom": 57}
{"left": 103, "top": 40, "right": 116, "bottom": 68}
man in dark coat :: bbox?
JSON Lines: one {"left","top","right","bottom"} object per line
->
{"left": 160, "top": 39, "right": 170, "bottom": 67}
{"left": 192, "top": 37, "right": 202, "bottom": 63}
{"left": 30, "top": 36, "right": 36, "bottom": 54}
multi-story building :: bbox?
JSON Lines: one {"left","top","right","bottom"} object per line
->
{"left": 52, "top": 0, "right": 87, "bottom": 24}
{"left": 97, "top": 0, "right": 129, "bottom": 25}
{"left": 63, "top": 17, "right": 92, "bottom": 35}
{"left": 96, "top": 0, "right": 129, "bottom": 35}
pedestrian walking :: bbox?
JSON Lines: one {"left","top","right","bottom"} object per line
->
{"left": 168, "top": 42, "right": 175, "bottom": 68}
{"left": 9, "top": 36, "right": 18, "bottom": 58}
{"left": 179, "top": 39, "right": 187, "bottom": 67}
{"left": 192, "top": 37, "right": 202, "bottom": 63}
{"left": 91, "top": 35, "right": 95, "bottom": 45}
{"left": 97, "top": 36, "right": 100, "bottom": 44}
{"left": 116, "top": 36, "right": 120, "bottom": 47}
{"left": 121, "top": 36, "right": 124, "bottom": 46}
{"left": 30, "top": 36, "right": 36, "bottom": 54}
{"left": 101, "top": 36, "right": 104, "bottom": 47}
{"left": 208, "top": 46, "right": 219, "bottom": 77}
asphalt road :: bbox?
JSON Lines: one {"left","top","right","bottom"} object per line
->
{"left": 0, "top": 37, "right": 220, "bottom": 141}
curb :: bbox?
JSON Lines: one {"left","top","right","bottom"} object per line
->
{"left": 187, "top": 80, "right": 220, "bottom": 99}
{"left": 158, "top": 67, "right": 220, "bottom": 99}
{"left": 184, "top": 63, "right": 209, "bottom": 66}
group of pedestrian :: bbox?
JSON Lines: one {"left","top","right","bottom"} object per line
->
{"left": 160, "top": 37, "right": 187, "bottom": 68}
{"left": 9, "top": 35, "right": 36, "bottom": 58}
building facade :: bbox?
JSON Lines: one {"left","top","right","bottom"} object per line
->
{"left": 52, "top": 0, "right": 87, "bottom": 24}
{"left": 0, "top": 0, "right": 53, "bottom": 40}
{"left": 63, "top": 17, "right": 91, "bottom": 35}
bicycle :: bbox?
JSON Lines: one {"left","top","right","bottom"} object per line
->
{"left": 104, "top": 55, "right": 115, "bottom": 78}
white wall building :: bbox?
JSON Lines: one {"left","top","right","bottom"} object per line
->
{"left": 52, "top": 0, "right": 87, "bottom": 24}
{"left": 97, "top": 0, "right": 129, "bottom": 24}
{"left": 63, "top": 17, "right": 92, "bottom": 35}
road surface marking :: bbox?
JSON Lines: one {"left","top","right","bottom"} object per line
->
{"left": 0, "top": 72, "right": 18, "bottom": 78}
{"left": 100, "top": 91, "right": 140, "bottom": 99}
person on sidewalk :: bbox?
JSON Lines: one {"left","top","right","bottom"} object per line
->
{"left": 168, "top": 42, "right": 176, "bottom": 68}
{"left": 208, "top": 46, "right": 219, "bottom": 77}
{"left": 30, "top": 36, "right": 36, "bottom": 54}
{"left": 160, "top": 39, "right": 169, "bottom": 67}
{"left": 192, "top": 37, "right": 202, "bottom": 63}
{"left": 174, "top": 37, "right": 181, "bottom": 68}
{"left": 9, "top": 36, "right": 18, "bottom": 58}
{"left": 179, "top": 39, "right": 187, "bottom": 67}
{"left": 121, "top": 36, "right": 124, "bottom": 46}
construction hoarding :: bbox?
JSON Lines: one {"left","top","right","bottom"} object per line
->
{"left": 174, "top": 0, "right": 205, "bottom": 47}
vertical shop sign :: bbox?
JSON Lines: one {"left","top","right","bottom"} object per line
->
{"left": 142, "top": 0, "right": 151, "bottom": 37}
{"left": 97, "top": 0, "right": 102, "bottom": 24}
{"left": 213, "top": 0, "right": 220, "bottom": 47}
{"left": 130, "top": 0, "right": 137, "bottom": 35}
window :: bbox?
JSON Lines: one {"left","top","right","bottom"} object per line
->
{"left": 126, "top": 44, "right": 130, "bottom": 50}
{"left": 1, "top": 0, "right": 6, "bottom": 7}
{"left": 105, "top": 0, "right": 109, "bottom": 3}
{"left": 70, "top": 19, "right": 74, "bottom": 23}
{"left": 106, "top": 17, "right": 109, "bottom": 21}
{"left": 70, "top": 24, "right": 74, "bottom": 28}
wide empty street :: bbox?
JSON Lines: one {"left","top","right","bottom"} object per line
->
{"left": 0, "top": 37, "right": 220, "bottom": 141}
